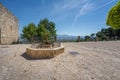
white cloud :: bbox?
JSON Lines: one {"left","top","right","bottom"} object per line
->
{"left": 62, "top": 0, "right": 86, "bottom": 10}
{"left": 97, "top": 0, "right": 116, "bottom": 9}
{"left": 52, "top": 0, "right": 88, "bottom": 14}
{"left": 50, "top": 0, "right": 95, "bottom": 26}
{"left": 72, "top": 0, "right": 116, "bottom": 26}
{"left": 72, "top": 2, "right": 94, "bottom": 26}
{"left": 79, "top": 3, "right": 93, "bottom": 16}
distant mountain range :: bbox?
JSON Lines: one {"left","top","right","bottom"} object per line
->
{"left": 57, "top": 34, "right": 84, "bottom": 41}
{"left": 57, "top": 34, "right": 77, "bottom": 41}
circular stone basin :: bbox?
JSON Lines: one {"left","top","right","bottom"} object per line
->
{"left": 26, "top": 46, "right": 64, "bottom": 59}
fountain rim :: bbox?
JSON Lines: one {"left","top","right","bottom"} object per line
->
{"left": 26, "top": 46, "right": 65, "bottom": 50}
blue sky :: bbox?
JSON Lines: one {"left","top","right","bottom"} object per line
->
{"left": 0, "top": 0, "right": 118, "bottom": 36}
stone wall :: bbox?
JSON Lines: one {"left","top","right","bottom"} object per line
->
{"left": 0, "top": 3, "right": 18, "bottom": 44}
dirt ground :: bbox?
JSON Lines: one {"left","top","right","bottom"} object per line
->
{"left": 0, "top": 41, "right": 120, "bottom": 80}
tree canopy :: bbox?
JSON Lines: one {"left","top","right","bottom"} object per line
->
{"left": 37, "top": 24, "right": 50, "bottom": 43}
{"left": 106, "top": 1, "right": 120, "bottom": 29}
{"left": 95, "top": 28, "right": 120, "bottom": 41}
{"left": 37, "top": 18, "right": 56, "bottom": 43}
{"left": 22, "top": 18, "right": 56, "bottom": 43}
{"left": 22, "top": 23, "right": 37, "bottom": 42}
{"left": 83, "top": 28, "right": 120, "bottom": 41}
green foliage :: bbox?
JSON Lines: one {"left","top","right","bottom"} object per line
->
{"left": 37, "top": 24, "right": 50, "bottom": 42}
{"left": 96, "top": 28, "right": 120, "bottom": 41}
{"left": 106, "top": 1, "right": 120, "bottom": 29}
{"left": 37, "top": 18, "right": 56, "bottom": 42}
{"left": 83, "top": 28, "right": 120, "bottom": 41}
{"left": 90, "top": 33, "right": 95, "bottom": 41}
{"left": 84, "top": 35, "right": 91, "bottom": 41}
{"left": 22, "top": 23, "right": 37, "bottom": 42}
{"left": 22, "top": 18, "right": 56, "bottom": 43}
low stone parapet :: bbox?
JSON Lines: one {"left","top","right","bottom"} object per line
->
{"left": 26, "top": 46, "right": 64, "bottom": 59}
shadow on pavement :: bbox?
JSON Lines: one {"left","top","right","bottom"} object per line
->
{"left": 21, "top": 53, "right": 53, "bottom": 60}
{"left": 69, "top": 52, "right": 80, "bottom": 56}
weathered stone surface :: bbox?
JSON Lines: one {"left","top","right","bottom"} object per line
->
{"left": 0, "top": 3, "right": 18, "bottom": 44}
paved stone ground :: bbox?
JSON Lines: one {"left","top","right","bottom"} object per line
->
{"left": 0, "top": 41, "right": 120, "bottom": 80}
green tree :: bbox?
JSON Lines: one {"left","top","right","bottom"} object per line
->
{"left": 22, "top": 23, "right": 37, "bottom": 42}
{"left": 84, "top": 35, "right": 91, "bottom": 41}
{"left": 38, "top": 18, "right": 56, "bottom": 43}
{"left": 106, "top": 1, "right": 120, "bottom": 29}
{"left": 95, "top": 28, "right": 120, "bottom": 41}
{"left": 37, "top": 24, "right": 50, "bottom": 43}
{"left": 90, "top": 33, "right": 95, "bottom": 41}
{"left": 96, "top": 31, "right": 103, "bottom": 41}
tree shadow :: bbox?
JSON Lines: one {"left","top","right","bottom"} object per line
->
{"left": 69, "top": 52, "right": 80, "bottom": 56}
{"left": 21, "top": 53, "right": 53, "bottom": 60}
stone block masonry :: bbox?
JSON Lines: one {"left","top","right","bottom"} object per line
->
{"left": 26, "top": 46, "right": 65, "bottom": 59}
{"left": 0, "top": 3, "right": 18, "bottom": 44}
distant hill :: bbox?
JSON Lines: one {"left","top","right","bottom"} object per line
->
{"left": 57, "top": 35, "right": 77, "bottom": 41}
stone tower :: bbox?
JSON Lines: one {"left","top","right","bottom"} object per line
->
{"left": 0, "top": 3, "right": 18, "bottom": 44}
